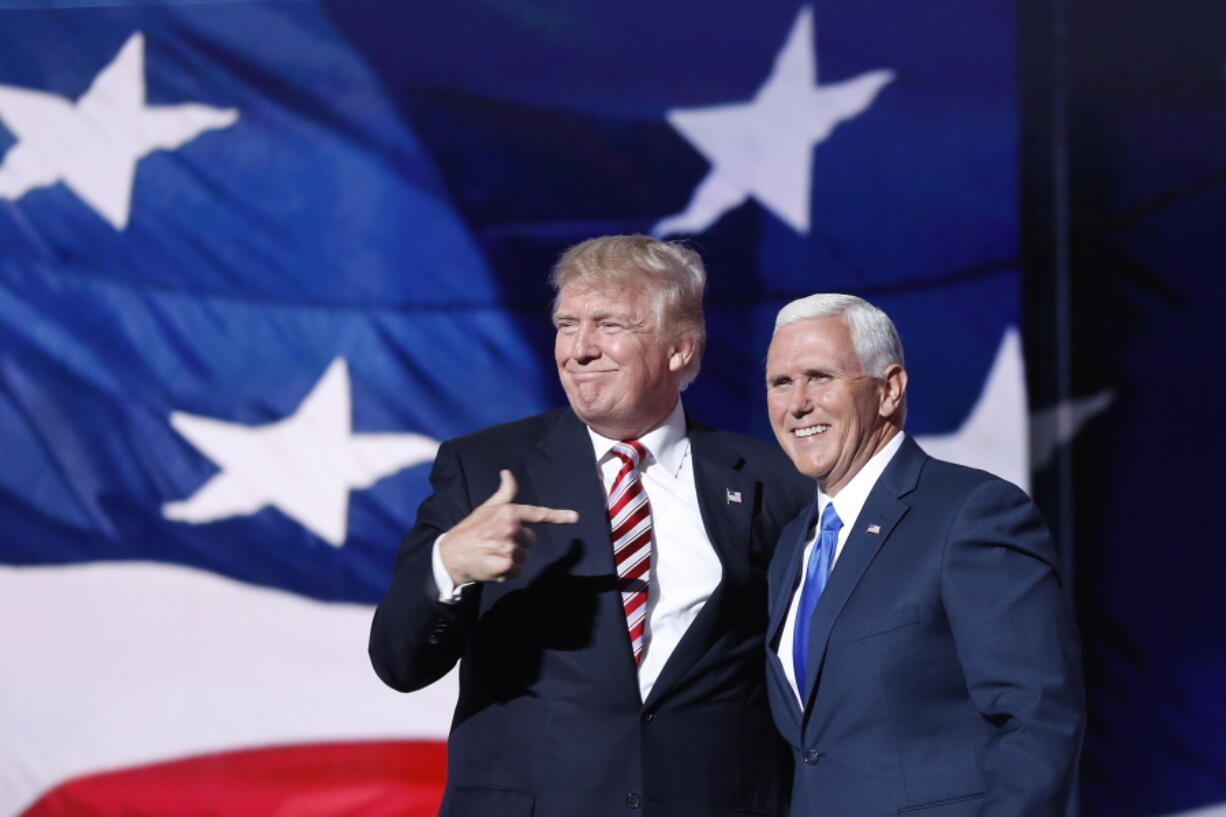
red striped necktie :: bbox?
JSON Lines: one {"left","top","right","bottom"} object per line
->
{"left": 608, "top": 440, "right": 653, "bottom": 666}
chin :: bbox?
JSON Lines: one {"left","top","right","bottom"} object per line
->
{"left": 569, "top": 403, "right": 614, "bottom": 429}
{"left": 792, "top": 458, "right": 829, "bottom": 481}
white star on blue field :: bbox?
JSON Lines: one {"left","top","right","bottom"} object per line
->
{"left": 655, "top": 6, "right": 894, "bottom": 237}
{"left": 0, "top": 32, "right": 237, "bottom": 229}
{"left": 163, "top": 358, "right": 439, "bottom": 547}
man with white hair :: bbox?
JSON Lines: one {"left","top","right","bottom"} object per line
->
{"left": 762, "top": 293, "right": 1084, "bottom": 817}
{"left": 371, "top": 235, "right": 811, "bottom": 817}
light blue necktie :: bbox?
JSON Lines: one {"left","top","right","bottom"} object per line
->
{"left": 792, "top": 502, "right": 843, "bottom": 699}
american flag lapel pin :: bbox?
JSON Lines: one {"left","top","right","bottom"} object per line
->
{"left": 866, "top": 523, "right": 881, "bottom": 534}
{"left": 726, "top": 489, "right": 742, "bottom": 505}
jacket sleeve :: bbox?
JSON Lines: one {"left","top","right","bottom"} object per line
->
{"left": 368, "top": 440, "right": 481, "bottom": 692}
{"left": 941, "top": 478, "right": 1085, "bottom": 817}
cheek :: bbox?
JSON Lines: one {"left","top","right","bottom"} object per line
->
{"left": 766, "top": 394, "right": 789, "bottom": 422}
{"left": 853, "top": 392, "right": 880, "bottom": 425}
{"left": 822, "top": 390, "right": 856, "bottom": 418}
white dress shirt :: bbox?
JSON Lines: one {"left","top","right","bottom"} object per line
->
{"left": 432, "top": 400, "right": 722, "bottom": 701}
{"left": 586, "top": 399, "right": 722, "bottom": 701}
{"left": 776, "top": 431, "right": 906, "bottom": 703}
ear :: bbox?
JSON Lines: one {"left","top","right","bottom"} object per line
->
{"left": 667, "top": 333, "right": 698, "bottom": 374}
{"left": 878, "top": 364, "right": 907, "bottom": 419}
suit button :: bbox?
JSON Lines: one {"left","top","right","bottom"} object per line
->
{"left": 803, "top": 750, "right": 823, "bottom": 765}
{"left": 626, "top": 793, "right": 641, "bottom": 808}
{"left": 642, "top": 712, "right": 655, "bottom": 723}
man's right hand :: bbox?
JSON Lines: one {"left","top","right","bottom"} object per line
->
{"left": 440, "top": 469, "right": 579, "bottom": 585}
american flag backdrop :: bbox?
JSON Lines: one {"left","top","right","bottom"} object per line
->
{"left": 1, "top": 1, "right": 1221, "bottom": 816}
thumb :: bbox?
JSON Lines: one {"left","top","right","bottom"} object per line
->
{"left": 479, "top": 469, "right": 518, "bottom": 507}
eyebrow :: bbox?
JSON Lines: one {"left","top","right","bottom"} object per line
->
{"left": 554, "top": 308, "right": 640, "bottom": 325}
{"left": 766, "top": 367, "right": 838, "bottom": 384}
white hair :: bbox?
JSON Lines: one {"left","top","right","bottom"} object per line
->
{"left": 774, "top": 293, "right": 905, "bottom": 377}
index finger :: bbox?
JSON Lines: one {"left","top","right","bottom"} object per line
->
{"left": 513, "top": 504, "right": 580, "bottom": 525}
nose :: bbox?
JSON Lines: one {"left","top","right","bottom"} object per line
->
{"left": 788, "top": 383, "right": 813, "bottom": 417}
{"left": 569, "top": 324, "right": 600, "bottom": 363}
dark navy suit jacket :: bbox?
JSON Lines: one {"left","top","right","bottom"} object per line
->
{"left": 766, "top": 436, "right": 1084, "bottom": 817}
{"left": 370, "top": 407, "right": 812, "bottom": 817}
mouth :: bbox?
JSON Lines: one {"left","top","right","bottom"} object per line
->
{"left": 793, "top": 424, "right": 830, "bottom": 439}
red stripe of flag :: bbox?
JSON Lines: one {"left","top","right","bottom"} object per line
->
{"left": 21, "top": 741, "right": 447, "bottom": 817}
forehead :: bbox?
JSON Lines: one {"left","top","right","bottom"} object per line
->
{"left": 555, "top": 281, "right": 654, "bottom": 316}
{"left": 767, "top": 317, "right": 860, "bottom": 371}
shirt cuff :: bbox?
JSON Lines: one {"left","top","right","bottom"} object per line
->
{"left": 431, "top": 533, "right": 473, "bottom": 603}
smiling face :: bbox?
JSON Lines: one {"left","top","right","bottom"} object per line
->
{"left": 765, "top": 316, "right": 906, "bottom": 494}
{"left": 553, "top": 282, "right": 694, "bottom": 440}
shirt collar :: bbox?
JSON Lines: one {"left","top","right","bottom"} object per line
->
{"left": 585, "top": 398, "right": 689, "bottom": 477}
{"left": 818, "top": 431, "right": 906, "bottom": 526}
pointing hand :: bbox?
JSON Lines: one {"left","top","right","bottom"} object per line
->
{"left": 440, "top": 470, "right": 579, "bottom": 585}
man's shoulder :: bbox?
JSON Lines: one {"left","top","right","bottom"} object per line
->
{"left": 447, "top": 407, "right": 573, "bottom": 452}
{"left": 908, "top": 443, "right": 1057, "bottom": 557}
{"left": 910, "top": 442, "right": 1030, "bottom": 505}
{"left": 688, "top": 421, "right": 810, "bottom": 490}
{"left": 691, "top": 424, "right": 785, "bottom": 460}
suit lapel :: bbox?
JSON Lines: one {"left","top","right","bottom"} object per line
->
{"left": 765, "top": 503, "right": 818, "bottom": 737}
{"left": 526, "top": 409, "right": 640, "bottom": 702}
{"left": 642, "top": 425, "right": 753, "bottom": 709}
{"left": 767, "top": 502, "right": 817, "bottom": 649}
{"left": 797, "top": 496, "right": 906, "bottom": 712}
{"left": 688, "top": 427, "right": 753, "bottom": 573}
{"left": 799, "top": 436, "right": 926, "bottom": 715}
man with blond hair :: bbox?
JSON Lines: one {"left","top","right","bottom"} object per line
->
{"left": 371, "top": 235, "right": 810, "bottom": 817}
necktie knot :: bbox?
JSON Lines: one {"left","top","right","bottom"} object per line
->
{"left": 819, "top": 502, "right": 843, "bottom": 537}
{"left": 611, "top": 439, "right": 646, "bottom": 469}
